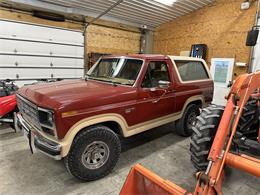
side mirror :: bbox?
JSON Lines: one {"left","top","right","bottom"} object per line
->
{"left": 158, "top": 80, "right": 170, "bottom": 88}
{"left": 246, "top": 29, "right": 259, "bottom": 46}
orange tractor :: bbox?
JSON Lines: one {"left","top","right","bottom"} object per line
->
{"left": 120, "top": 65, "right": 260, "bottom": 195}
{"left": 120, "top": 30, "right": 260, "bottom": 194}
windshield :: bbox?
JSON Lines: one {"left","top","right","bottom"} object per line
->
{"left": 87, "top": 58, "right": 143, "bottom": 86}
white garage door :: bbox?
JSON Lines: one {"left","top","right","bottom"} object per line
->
{"left": 0, "top": 19, "right": 84, "bottom": 86}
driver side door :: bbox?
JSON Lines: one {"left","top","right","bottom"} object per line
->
{"left": 135, "top": 60, "right": 176, "bottom": 124}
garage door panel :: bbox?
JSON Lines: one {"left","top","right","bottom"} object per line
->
{"left": 0, "top": 55, "right": 82, "bottom": 68}
{"left": 0, "top": 55, "right": 51, "bottom": 67}
{"left": 51, "top": 58, "right": 83, "bottom": 68}
{"left": 0, "top": 20, "right": 83, "bottom": 45}
{"left": 0, "top": 39, "right": 84, "bottom": 58}
{"left": 53, "top": 69, "right": 84, "bottom": 78}
{"left": 0, "top": 68, "right": 84, "bottom": 79}
{"left": 0, "top": 19, "right": 84, "bottom": 86}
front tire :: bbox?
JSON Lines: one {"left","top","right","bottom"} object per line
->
{"left": 64, "top": 125, "right": 121, "bottom": 181}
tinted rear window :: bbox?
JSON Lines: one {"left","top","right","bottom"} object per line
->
{"left": 175, "top": 60, "right": 209, "bottom": 82}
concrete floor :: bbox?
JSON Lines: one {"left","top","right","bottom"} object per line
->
{"left": 0, "top": 123, "right": 259, "bottom": 195}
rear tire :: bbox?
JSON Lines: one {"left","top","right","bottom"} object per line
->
{"left": 64, "top": 125, "right": 121, "bottom": 181}
{"left": 176, "top": 104, "right": 200, "bottom": 137}
{"left": 190, "top": 104, "right": 224, "bottom": 171}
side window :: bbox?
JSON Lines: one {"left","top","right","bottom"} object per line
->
{"left": 175, "top": 61, "right": 209, "bottom": 82}
{"left": 142, "top": 61, "right": 170, "bottom": 88}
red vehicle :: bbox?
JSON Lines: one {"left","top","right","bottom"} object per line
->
{"left": 16, "top": 55, "right": 214, "bottom": 181}
{"left": 0, "top": 80, "right": 19, "bottom": 130}
{"left": 0, "top": 95, "right": 16, "bottom": 118}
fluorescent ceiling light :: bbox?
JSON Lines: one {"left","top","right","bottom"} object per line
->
{"left": 154, "top": 0, "right": 177, "bottom": 6}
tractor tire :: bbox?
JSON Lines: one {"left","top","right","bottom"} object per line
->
{"left": 190, "top": 100, "right": 259, "bottom": 171}
{"left": 190, "top": 104, "right": 224, "bottom": 171}
{"left": 236, "top": 99, "right": 259, "bottom": 140}
{"left": 64, "top": 125, "right": 121, "bottom": 181}
{"left": 175, "top": 104, "right": 200, "bottom": 137}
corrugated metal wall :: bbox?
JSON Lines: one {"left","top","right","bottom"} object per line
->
{"left": 40, "top": 0, "right": 215, "bottom": 28}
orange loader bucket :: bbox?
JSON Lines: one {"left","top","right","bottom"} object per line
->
{"left": 120, "top": 164, "right": 190, "bottom": 195}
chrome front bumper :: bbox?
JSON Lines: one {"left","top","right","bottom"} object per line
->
{"left": 17, "top": 113, "right": 62, "bottom": 160}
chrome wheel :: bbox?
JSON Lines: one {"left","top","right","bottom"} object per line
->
{"left": 81, "top": 141, "right": 110, "bottom": 170}
{"left": 187, "top": 112, "right": 197, "bottom": 130}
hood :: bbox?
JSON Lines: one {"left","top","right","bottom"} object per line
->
{"left": 18, "top": 79, "right": 136, "bottom": 111}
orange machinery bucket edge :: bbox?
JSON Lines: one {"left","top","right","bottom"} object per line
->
{"left": 120, "top": 164, "right": 191, "bottom": 195}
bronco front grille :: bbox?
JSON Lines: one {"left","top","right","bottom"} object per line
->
{"left": 16, "top": 94, "right": 40, "bottom": 128}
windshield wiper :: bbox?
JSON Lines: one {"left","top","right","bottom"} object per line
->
{"left": 85, "top": 74, "right": 107, "bottom": 80}
{"left": 85, "top": 75, "right": 122, "bottom": 86}
{"left": 85, "top": 76, "right": 113, "bottom": 83}
{"left": 85, "top": 73, "right": 92, "bottom": 81}
{"left": 111, "top": 81, "right": 121, "bottom": 86}
{"left": 99, "top": 79, "right": 121, "bottom": 86}
{"left": 97, "top": 75, "right": 110, "bottom": 79}
{"left": 98, "top": 78, "right": 121, "bottom": 86}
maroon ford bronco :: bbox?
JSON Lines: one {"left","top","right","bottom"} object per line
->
{"left": 16, "top": 54, "right": 213, "bottom": 181}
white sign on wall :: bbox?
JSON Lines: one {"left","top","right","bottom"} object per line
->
{"left": 210, "top": 58, "right": 235, "bottom": 106}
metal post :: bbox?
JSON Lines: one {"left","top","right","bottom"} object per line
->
{"left": 140, "top": 29, "right": 154, "bottom": 54}
{"left": 83, "top": 17, "right": 88, "bottom": 73}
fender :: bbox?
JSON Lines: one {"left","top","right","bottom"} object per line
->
{"left": 60, "top": 114, "right": 127, "bottom": 156}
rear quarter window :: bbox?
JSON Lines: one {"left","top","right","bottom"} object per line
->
{"left": 174, "top": 60, "right": 209, "bottom": 82}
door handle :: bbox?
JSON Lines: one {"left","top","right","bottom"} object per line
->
{"left": 152, "top": 89, "right": 167, "bottom": 103}
{"left": 151, "top": 88, "right": 176, "bottom": 104}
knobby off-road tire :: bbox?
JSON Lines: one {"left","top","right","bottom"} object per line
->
{"left": 190, "top": 104, "right": 224, "bottom": 171}
{"left": 175, "top": 104, "right": 200, "bottom": 137}
{"left": 237, "top": 99, "right": 259, "bottom": 140}
{"left": 64, "top": 125, "right": 121, "bottom": 181}
{"left": 190, "top": 101, "right": 259, "bottom": 171}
